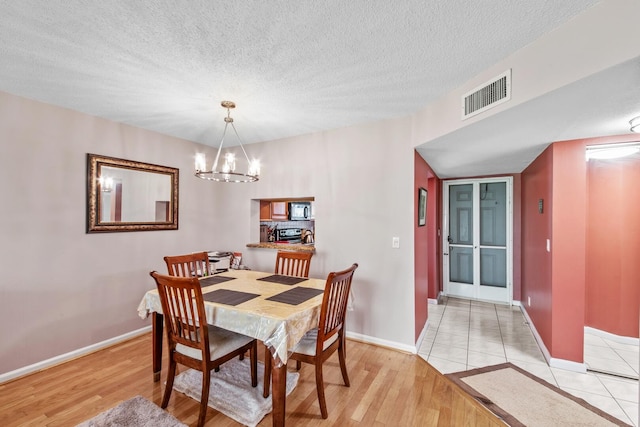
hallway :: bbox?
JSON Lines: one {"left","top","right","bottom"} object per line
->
{"left": 418, "top": 297, "right": 638, "bottom": 426}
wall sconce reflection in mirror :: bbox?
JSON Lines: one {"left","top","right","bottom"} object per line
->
{"left": 87, "top": 153, "right": 179, "bottom": 233}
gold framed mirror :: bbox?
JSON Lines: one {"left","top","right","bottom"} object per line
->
{"left": 87, "top": 153, "right": 179, "bottom": 233}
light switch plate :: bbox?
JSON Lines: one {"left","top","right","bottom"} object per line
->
{"left": 392, "top": 237, "right": 400, "bottom": 248}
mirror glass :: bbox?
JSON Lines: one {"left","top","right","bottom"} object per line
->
{"left": 87, "top": 154, "right": 179, "bottom": 233}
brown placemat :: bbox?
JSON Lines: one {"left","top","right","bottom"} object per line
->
{"left": 203, "top": 289, "right": 260, "bottom": 306}
{"left": 199, "top": 275, "right": 236, "bottom": 287}
{"left": 266, "top": 287, "right": 324, "bottom": 305}
{"left": 257, "top": 274, "right": 307, "bottom": 286}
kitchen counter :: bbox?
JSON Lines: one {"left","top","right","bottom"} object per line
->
{"left": 246, "top": 242, "right": 315, "bottom": 252}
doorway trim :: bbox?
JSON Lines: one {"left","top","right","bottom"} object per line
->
{"left": 442, "top": 176, "right": 514, "bottom": 304}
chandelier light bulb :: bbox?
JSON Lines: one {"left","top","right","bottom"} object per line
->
{"left": 248, "top": 159, "right": 261, "bottom": 177}
{"left": 224, "top": 153, "right": 236, "bottom": 172}
{"left": 195, "top": 153, "right": 206, "bottom": 172}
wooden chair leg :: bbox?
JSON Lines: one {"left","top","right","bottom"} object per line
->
{"left": 338, "top": 340, "right": 350, "bottom": 387}
{"left": 296, "top": 360, "right": 302, "bottom": 370}
{"left": 315, "top": 361, "right": 328, "bottom": 419}
{"left": 263, "top": 344, "right": 271, "bottom": 398}
{"left": 161, "top": 358, "right": 177, "bottom": 408}
{"left": 197, "top": 369, "right": 211, "bottom": 427}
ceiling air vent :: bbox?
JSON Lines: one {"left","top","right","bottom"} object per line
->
{"left": 462, "top": 69, "right": 511, "bottom": 120}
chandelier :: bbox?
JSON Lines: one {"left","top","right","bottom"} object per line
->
{"left": 194, "top": 101, "right": 260, "bottom": 182}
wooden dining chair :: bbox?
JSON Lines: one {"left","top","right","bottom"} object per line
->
{"left": 289, "top": 263, "right": 358, "bottom": 418}
{"left": 263, "top": 250, "right": 314, "bottom": 397}
{"left": 164, "top": 251, "right": 211, "bottom": 277}
{"left": 149, "top": 271, "right": 258, "bottom": 427}
{"left": 165, "top": 251, "right": 248, "bottom": 366}
{"left": 274, "top": 250, "right": 313, "bottom": 277}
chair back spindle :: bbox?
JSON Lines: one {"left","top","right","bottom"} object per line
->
{"left": 153, "top": 272, "right": 209, "bottom": 357}
{"left": 164, "top": 252, "right": 211, "bottom": 277}
{"left": 317, "top": 264, "right": 357, "bottom": 351}
{"left": 274, "top": 251, "right": 313, "bottom": 278}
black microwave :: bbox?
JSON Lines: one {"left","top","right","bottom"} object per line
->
{"left": 288, "top": 202, "right": 311, "bottom": 220}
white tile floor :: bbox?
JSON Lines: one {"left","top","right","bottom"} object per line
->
{"left": 418, "top": 296, "right": 638, "bottom": 426}
{"left": 585, "top": 330, "right": 639, "bottom": 380}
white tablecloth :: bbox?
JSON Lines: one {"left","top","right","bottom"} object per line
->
{"left": 137, "top": 269, "right": 325, "bottom": 364}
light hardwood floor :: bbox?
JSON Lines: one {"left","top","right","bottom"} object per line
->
{"left": 0, "top": 333, "right": 504, "bottom": 426}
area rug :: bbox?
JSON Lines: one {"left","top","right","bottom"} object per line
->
{"left": 76, "top": 395, "right": 186, "bottom": 427}
{"left": 446, "top": 362, "right": 630, "bottom": 426}
{"left": 172, "top": 358, "right": 299, "bottom": 427}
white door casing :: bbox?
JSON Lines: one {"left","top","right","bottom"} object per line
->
{"left": 443, "top": 177, "right": 513, "bottom": 303}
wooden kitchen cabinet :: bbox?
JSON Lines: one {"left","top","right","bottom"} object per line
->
{"left": 271, "top": 201, "right": 288, "bottom": 220}
{"left": 260, "top": 200, "right": 288, "bottom": 221}
{"left": 259, "top": 201, "right": 272, "bottom": 221}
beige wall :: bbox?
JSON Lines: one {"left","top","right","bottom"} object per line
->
{"left": 0, "top": 91, "right": 218, "bottom": 374}
{"left": 216, "top": 117, "right": 417, "bottom": 348}
{"left": 0, "top": 90, "right": 418, "bottom": 376}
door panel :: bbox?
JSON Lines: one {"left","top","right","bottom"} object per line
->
{"left": 444, "top": 179, "right": 512, "bottom": 303}
{"left": 450, "top": 246, "right": 474, "bottom": 284}
{"left": 480, "top": 248, "right": 507, "bottom": 287}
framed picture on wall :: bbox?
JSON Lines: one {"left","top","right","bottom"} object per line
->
{"left": 418, "top": 187, "right": 427, "bottom": 226}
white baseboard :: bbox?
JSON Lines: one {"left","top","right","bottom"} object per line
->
{"left": 585, "top": 326, "right": 639, "bottom": 346}
{"left": 346, "top": 331, "right": 417, "bottom": 354}
{"left": 520, "top": 306, "right": 587, "bottom": 374}
{"left": 549, "top": 357, "right": 587, "bottom": 373}
{"left": 415, "top": 318, "right": 430, "bottom": 352}
{"left": 520, "top": 305, "right": 551, "bottom": 362}
{"left": 0, "top": 326, "right": 151, "bottom": 385}
{"left": 428, "top": 291, "right": 444, "bottom": 305}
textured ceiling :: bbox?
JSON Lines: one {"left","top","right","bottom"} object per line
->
{"left": 418, "top": 56, "right": 640, "bottom": 177}
{"left": 0, "top": 0, "right": 618, "bottom": 177}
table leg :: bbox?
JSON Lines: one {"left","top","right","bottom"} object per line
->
{"left": 263, "top": 344, "right": 272, "bottom": 398}
{"left": 152, "top": 312, "right": 163, "bottom": 382}
{"left": 271, "top": 362, "right": 287, "bottom": 426}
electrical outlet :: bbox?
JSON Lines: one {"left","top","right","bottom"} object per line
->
{"left": 392, "top": 237, "right": 400, "bottom": 248}
{"left": 528, "top": 296, "right": 531, "bottom": 307}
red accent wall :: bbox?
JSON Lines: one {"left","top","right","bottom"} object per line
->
{"left": 522, "top": 134, "right": 640, "bottom": 363}
{"left": 522, "top": 145, "right": 554, "bottom": 347}
{"left": 414, "top": 151, "right": 441, "bottom": 341}
{"left": 427, "top": 174, "right": 442, "bottom": 302}
{"left": 586, "top": 142, "right": 640, "bottom": 338}
{"left": 522, "top": 141, "right": 587, "bottom": 362}
{"left": 550, "top": 140, "right": 587, "bottom": 361}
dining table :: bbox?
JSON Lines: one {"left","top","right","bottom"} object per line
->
{"left": 137, "top": 268, "right": 327, "bottom": 427}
